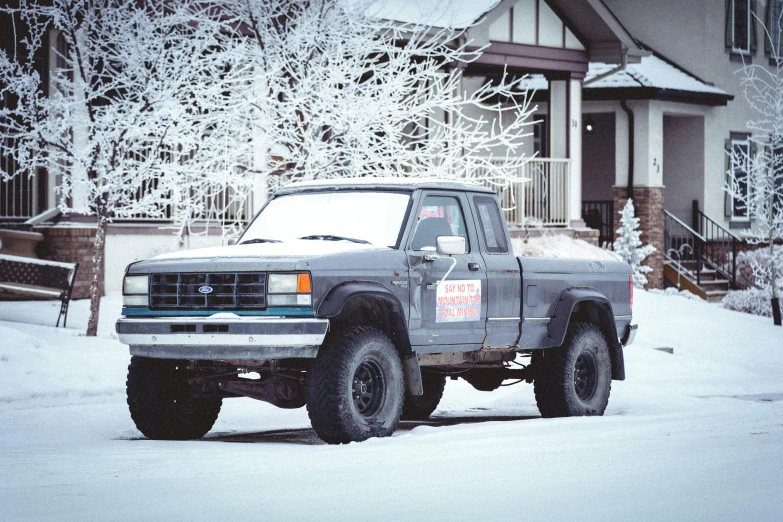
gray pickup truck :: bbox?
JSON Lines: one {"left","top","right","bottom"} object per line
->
{"left": 117, "top": 178, "right": 636, "bottom": 444}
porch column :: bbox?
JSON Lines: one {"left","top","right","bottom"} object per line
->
{"left": 568, "top": 78, "right": 582, "bottom": 227}
{"left": 548, "top": 76, "right": 583, "bottom": 227}
{"left": 613, "top": 100, "right": 665, "bottom": 289}
{"left": 548, "top": 79, "right": 567, "bottom": 159}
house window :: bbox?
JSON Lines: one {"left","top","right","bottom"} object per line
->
{"left": 725, "top": 133, "right": 752, "bottom": 223}
{"left": 726, "top": 0, "right": 757, "bottom": 58}
{"left": 766, "top": 0, "right": 783, "bottom": 60}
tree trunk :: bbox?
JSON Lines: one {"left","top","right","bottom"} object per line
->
{"left": 770, "top": 240, "right": 781, "bottom": 326}
{"left": 86, "top": 219, "right": 108, "bottom": 337}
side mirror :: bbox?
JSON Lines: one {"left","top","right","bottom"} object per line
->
{"left": 436, "top": 235, "right": 466, "bottom": 256}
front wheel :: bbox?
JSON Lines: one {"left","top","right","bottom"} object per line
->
{"left": 305, "top": 327, "right": 405, "bottom": 444}
{"left": 533, "top": 322, "right": 612, "bottom": 418}
{"left": 126, "top": 356, "right": 222, "bottom": 440}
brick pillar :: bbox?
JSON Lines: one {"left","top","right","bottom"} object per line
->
{"left": 35, "top": 226, "right": 99, "bottom": 299}
{"left": 613, "top": 187, "right": 665, "bottom": 290}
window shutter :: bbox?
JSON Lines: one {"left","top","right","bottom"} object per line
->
{"left": 751, "top": 0, "right": 759, "bottom": 52}
{"left": 766, "top": 0, "right": 772, "bottom": 55}
{"left": 725, "top": 139, "right": 732, "bottom": 217}
{"left": 771, "top": 0, "right": 783, "bottom": 58}
{"left": 726, "top": 0, "right": 734, "bottom": 50}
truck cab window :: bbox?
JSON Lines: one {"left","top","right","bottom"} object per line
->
{"left": 410, "top": 195, "right": 469, "bottom": 251}
{"left": 474, "top": 196, "right": 509, "bottom": 254}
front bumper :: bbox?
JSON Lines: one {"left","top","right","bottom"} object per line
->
{"left": 116, "top": 315, "right": 329, "bottom": 360}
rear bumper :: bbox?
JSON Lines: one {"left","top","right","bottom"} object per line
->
{"left": 621, "top": 323, "right": 638, "bottom": 346}
{"left": 116, "top": 315, "right": 329, "bottom": 360}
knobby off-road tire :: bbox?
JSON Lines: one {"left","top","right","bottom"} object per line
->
{"left": 305, "top": 327, "right": 405, "bottom": 444}
{"left": 126, "top": 356, "right": 222, "bottom": 440}
{"left": 533, "top": 322, "right": 612, "bottom": 418}
{"left": 401, "top": 372, "right": 447, "bottom": 421}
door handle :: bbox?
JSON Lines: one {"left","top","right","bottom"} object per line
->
{"left": 468, "top": 263, "right": 481, "bottom": 271}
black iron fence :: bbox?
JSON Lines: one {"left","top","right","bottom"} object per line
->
{"left": 692, "top": 204, "right": 739, "bottom": 287}
{"left": 582, "top": 200, "right": 614, "bottom": 247}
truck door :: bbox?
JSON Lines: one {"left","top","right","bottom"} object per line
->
{"left": 407, "top": 192, "right": 487, "bottom": 350}
{"left": 470, "top": 194, "right": 521, "bottom": 348}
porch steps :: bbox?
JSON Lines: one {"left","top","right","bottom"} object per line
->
{"left": 663, "top": 261, "right": 730, "bottom": 302}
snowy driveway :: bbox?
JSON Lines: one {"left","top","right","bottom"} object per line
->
{"left": 1, "top": 292, "right": 781, "bottom": 521}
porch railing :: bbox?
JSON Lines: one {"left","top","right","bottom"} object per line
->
{"left": 692, "top": 202, "right": 740, "bottom": 288}
{"left": 474, "top": 158, "right": 571, "bottom": 227}
{"left": 582, "top": 200, "right": 614, "bottom": 247}
{"left": 664, "top": 210, "right": 705, "bottom": 285}
{"left": 117, "top": 184, "right": 254, "bottom": 225}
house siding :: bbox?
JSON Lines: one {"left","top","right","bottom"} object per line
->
{"left": 603, "top": 0, "right": 771, "bottom": 230}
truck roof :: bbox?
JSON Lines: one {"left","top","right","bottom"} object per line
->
{"left": 279, "top": 176, "right": 496, "bottom": 194}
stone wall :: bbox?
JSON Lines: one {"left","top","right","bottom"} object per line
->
{"left": 35, "top": 226, "right": 98, "bottom": 300}
{"left": 613, "top": 187, "right": 665, "bottom": 290}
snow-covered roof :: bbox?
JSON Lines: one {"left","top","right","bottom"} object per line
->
{"left": 361, "top": 0, "right": 501, "bottom": 29}
{"left": 518, "top": 54, "right": 730, "bottom": 103}
{"left": 585, "top": 55, "right": 727, "bottom": 94}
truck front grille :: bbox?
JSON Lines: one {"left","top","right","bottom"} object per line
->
{"left": 149, "top": 273, "right": 266, "bottom": 309}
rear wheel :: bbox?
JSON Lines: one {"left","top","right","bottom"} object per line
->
{"left": 401, "top": 372, "right": 446, "bottom": 421}
{"left": 306, "top": 327, "right": 405, "bottom": 444}
{"left": 126, "top": 356, "right": 222, "bottom": 440}
{"left": 533, "top": 322, "right": 612, "bottom": 418}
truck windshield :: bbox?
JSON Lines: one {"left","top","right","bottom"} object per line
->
{"left": 242, "top": 191, "right": 411, "bottom": 247}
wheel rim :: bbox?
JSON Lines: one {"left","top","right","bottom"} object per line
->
{"left": 352, "top": 358, "right": 386, "bottom": 418}
{"left": 573, "top": 352, "right": 598, "bottom": 400}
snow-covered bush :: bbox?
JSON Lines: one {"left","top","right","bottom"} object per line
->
{"left": 723, "top": 287, "right": 778, "bottom": 317}
{"left": 613, "top": 199, "right": 656, "bottom": 288}
{"left": 735, "top": 248, "right": 783, "bottom": 289}
{"left": 724, "top": 247, "right": 783, "bottom": 316}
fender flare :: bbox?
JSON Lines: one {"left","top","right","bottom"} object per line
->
{"left": 542, "top": 287, "right": 626, "bottom": 381}
{"left": 317, "top": 281, "right": 404, "bottom": 320}
{"left": 317, "top": 281, "right": 423, "bottom": 395}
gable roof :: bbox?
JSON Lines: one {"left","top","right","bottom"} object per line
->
{"left": 519, "top": 53, "right": 733, "bottom": 106}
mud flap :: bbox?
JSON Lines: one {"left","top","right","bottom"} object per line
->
{"left": 402, "top": 353, "right": 423, "bottom": 396}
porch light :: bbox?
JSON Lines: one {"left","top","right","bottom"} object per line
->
{"left": 584, "top": 118, "right": 595, "bottom": 134}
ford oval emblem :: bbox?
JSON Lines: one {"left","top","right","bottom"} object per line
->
{"left": 198, "top": 285, "right": 214, "bottom": 294}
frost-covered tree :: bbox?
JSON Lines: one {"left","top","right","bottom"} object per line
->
{"left": 220, "top": 0, "right": 536, "bottom": 192}
{"left": 0, "top": 0, "right": 247, "bottom": 335}
{"left": 614, "top": 199, "right": 656, "bottom": 288}
{"left": 730, "top": 11, "right": 783, "bottom": 325}
{"left": 1, "top": 0, "right": 537, "bottom": 336}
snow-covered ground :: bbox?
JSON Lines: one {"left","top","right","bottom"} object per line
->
{"left": 1, "top": 291, "right": 781, "bottom": 521}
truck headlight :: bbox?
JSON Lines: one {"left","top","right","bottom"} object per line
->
{"left": 267, "top": 273, "right": 312, "bottom": 307}
{"left": 123, "top": 275, "right": 149, "bottom": 307}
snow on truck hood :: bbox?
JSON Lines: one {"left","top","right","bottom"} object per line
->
{"left": 152, "top": 240, "right": 387, "bottom": 261}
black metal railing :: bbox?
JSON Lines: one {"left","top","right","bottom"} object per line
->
{"left": 582, "top": 200, "right": 614, "bottom": 247}
{"left": 692, "top": 203, "right": 740, "bottom": 288}
{"left": 664, "top": 210, "right": 705, "bottom": 286}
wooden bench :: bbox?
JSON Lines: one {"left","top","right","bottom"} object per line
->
{"left": 0, "top": 254, "right": 79, "bottom": 327}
